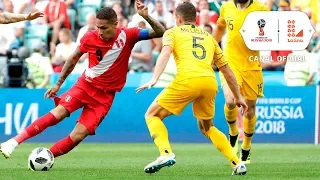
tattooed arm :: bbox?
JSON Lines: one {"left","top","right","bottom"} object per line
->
{"left": 56, "top": 47, "right": 83, "bottom": 87}
{"left": 136, "top": 0, "right": 165, "bottom": 39}
{"left": 44, "top": 47, "right": 83, "bottom": 99}
{"left": 0, "top": 12, "right": 44, "bottom": 24}
{"left": 144, "top": 15, "right": 166, "bottom": 38}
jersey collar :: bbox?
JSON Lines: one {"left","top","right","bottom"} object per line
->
{"left": 184, "top": 24, "right": 196, "bottom": 28}
{"left": 233, "top": 0, "right": 253, "bottom": 9}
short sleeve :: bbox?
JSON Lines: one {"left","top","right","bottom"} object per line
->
{"left": 213, "top": 38, "right": 227, "bottom": 68}
{"left": 54, "top": 44, "right": 63, "bottom": 57}
{"left": 78, "top": 31, "right": 90, "bottom": 53}
{"left": 43, "top": 58, "right": 54, "bottom": 75}
{"left": 260, "top": 3, "right": 270, "bottom": 11}
{"left": 14, "top": 21, "right": 25, "bottom": 28}
{"left": 311, "top": 0, "right": 318, "bottom": 23}
{"left": 76, "top": 27, "right": 87, "bottom": 45}
{"left": 126, "top": 27, "right": 141, "bottom": 43}
{"left": 162, "top": 29, "right": 174, "bottom": 48}
{"left": 216, "top": 5, "right": 226, "bottom": 28}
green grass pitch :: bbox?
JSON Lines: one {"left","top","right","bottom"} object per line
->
{"left": 0, "top": 143, "right": 319, "bottom": 180}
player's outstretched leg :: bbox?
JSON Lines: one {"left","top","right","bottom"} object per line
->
{"left": 144, "top": 101, "right": 175, "bottom": 174}
{"left": 198, "top": 119, "right": 247, "bottom": 175}
{"left": 223, "top": 85, "right": 240, "bottom": 155}
{"left": 49, "top": 122, "right": 88, "bottom": 157}
{"left": 240, "top": 100, "right": 257, "bottom": 164}
{"left": 0, "top": 105, "right": 69, "bottom": 159}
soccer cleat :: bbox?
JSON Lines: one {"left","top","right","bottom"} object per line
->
{"left": 240, "top": 149, "right": 251, "bottom": 164}
{"left": 232, "top": 162, "right": 247, "bottom": 175}
{"left": 28, "top": 163, "right": 35, "bottom": 171}
{"left": 144, "top": 153, "right": 176, "bottom": 174}
{"left": 229, "top": 134, "right": 239, "bottom": 155}
{"left": 0, "top": 139, "right": 18, "bottom": 159}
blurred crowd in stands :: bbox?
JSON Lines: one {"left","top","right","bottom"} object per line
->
{"left": 0, "top": 0, "right": 319, "bottom": 88}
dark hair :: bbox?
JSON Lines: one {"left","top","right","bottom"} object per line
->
{"left": 96, "top": 7, "right": 117, "bottom": 23}
{"left": 175, "top": 2, "right": 196, "bottom": 22}
{"left": 204, "top": 24, "right": 212, "bottom": 31}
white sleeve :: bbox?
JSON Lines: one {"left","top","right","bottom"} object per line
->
{"left": 76, "top": 27, "right": 86, "bottom": 46}
{"left": 44, "top": 58, "right": 54, "bottom": 75}
{"left": 14, "top": 21, "right": 25, "bottom": 28}
{"left": 166, "top": 12, "right": 174, "bottom": 28}
{"left": 54, "top": 44, "right": 63, "bottom": 57}
{"left": 69, "top": 42, "right": 78, "bottom": 56}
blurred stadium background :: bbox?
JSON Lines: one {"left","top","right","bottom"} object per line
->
{"left": 0, "top": 0, "right": 320, "bottom": 179}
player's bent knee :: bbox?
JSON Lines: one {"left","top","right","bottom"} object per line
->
{"left": 144, "top": 101, "right": 172, "bottom": 120}
{"left": 145, "top": 102, "right": 160, "bottom": 119}
{"left": 50, "top": 105, "right": 69, "bottom": 122}
{"left": 198, "top": 126, "right": 208, "bottom": 135}
{"left": 224, "top": 95, "right": 236, "bottom": 109}
{"left": 70, "top": 133, "right": 87, "bottom": 144}
{"left": 70, "top": 123, "right": 89, "bottom": 143}
{"left": 198, "top": 119, "right": 213, "bottom": 135}
{"left": 157, "top": 109, "right": 172, "bottom": 119}
{"left": 245, "top": 102, "right": 256, "bottom": 119}
{"left": 145, "top": 109, "right": 171, "bottom": 120}
{"left": 245, "top": 107, "right": 256, "bottom": 120}
{"left": 144, "top": 112, "right": 154, "bottom": 120}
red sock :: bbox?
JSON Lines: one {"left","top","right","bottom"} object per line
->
{"left": 50, "top": 136, "right": 79, "bottom": 158}
{"left": 14, "top": 113, "right": 58, "bottom": 144}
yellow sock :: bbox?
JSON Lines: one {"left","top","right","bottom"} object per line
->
{"left": 205, "top": 126, "right": 240, "bottom": 167}
{"left": 241, "top": 115, "right": 257, "bottom": 150}
{"left": 146, "top": 116, "right": 172, "bottom": 156}
{"left": 224, "top": 104, "right": 239, "bottom": 136}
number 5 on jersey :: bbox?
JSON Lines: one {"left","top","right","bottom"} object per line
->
{"left": 227, "top": 20, "right": 233, "bottom": 30}
{"left": 192, "top": 36, "right": 206, "bottom": 60}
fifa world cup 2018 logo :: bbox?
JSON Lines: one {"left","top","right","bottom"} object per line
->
{"left": 257, "top": 19, "right": 266, "bottom": 36}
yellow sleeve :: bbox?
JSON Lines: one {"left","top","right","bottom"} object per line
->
{"left": 216, "top": 4, "right": 226, "bottom": 28}
{"left": 311, "top": 0, "right": 318, "bottom": 22}
{"left": 162, "top": 29, "right": 174, "bottom": 48}
{"left": 213, "top": 39, "right": 227, "bottom": 68}
{"left": 290, "top": 0, "right": 297, "bottom": 9}
{"left": 261, "top": 3, "right": 270, "bottom": 11}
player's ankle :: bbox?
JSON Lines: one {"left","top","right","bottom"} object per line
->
{"left": 229, "top": 134, "right": 239, "bottom": 147}
{"left": 241, "top": 148, "right": 250, "bottom": 161}
{"left": 8, "top": 139, "right": 18, "bottom": 148}
{"left": 160, "top": 149, "right": 172, "bottom": 156}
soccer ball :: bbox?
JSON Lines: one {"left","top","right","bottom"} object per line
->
{"left": 257, "top": 19, "right": 266, "bottom": 28}
{"left": 28, "top": 147, "right": 54, "bottom": 171}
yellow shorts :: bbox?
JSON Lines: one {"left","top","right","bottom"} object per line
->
{"left": 219, "top": 69, "right": 264, "bottom": 100}
{"left": 156, "top": 77, "right": 218, "bottom": 119}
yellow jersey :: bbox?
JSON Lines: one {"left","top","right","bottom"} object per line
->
{"left": 162, "top": 24, "right": 227, "bottom": 81}
{"left": 217, "top": 0, "right": 269, "bottom": 71}
{"left": 290, "top": 0, "right": 318, "bottom": 23}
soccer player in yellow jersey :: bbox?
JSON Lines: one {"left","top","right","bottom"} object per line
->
{"left": 214, "top": 0, "right": 269, "bottom": 164}
{"left": 136, "top": 2, "right": 248, "bottom": 175}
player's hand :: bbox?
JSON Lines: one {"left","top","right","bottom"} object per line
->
{"left": 135, "top": 0, "right": 148, "bottom": 18}
{"left": 44, "top": 84, "right": 60, "bottom": 100}
{"left": 234, "top": 97, "right": 248, "bottom": 115}
{"left": 136, "top": 79, "right": 157, "bottom": 93}
{"left": 25, "top": 11, "right": 44, "bottom": 21}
